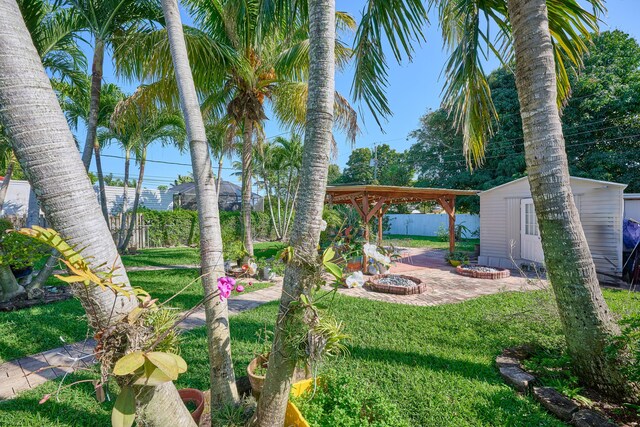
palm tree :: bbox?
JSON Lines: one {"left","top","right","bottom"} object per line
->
{"left": 0, "top": 0, "right": 87, "bottom": 213}
{"left": 115, "top": 0, "right": 358, "bottom": 257}
{"left": 59, "top": 0, "right": 163, "bottom": 170}
{"left": 160, "top": 0, "right": 239, "bottom": 408}
{"left": 17, "top": 0, "right": 87, "bottom": 87}
{"left": 0, "top": 1, "right": 194, "bottom": 423}
{"left": 108, "top": 93, "right": 186, "bottom": 251}
{"left": 435, "top": 0, "right": 635, "bottom": 399}
{"left": 56, "top": 77, "right": 127, "bottom": 223}
{"left": 0, "top": 131, "right": 14, "bottom": 211}
{"left": 254, "top": 0, "right": 338, "bottom": 423}
{"left": 206, "top": 117, "right": 239, "bottom": 196}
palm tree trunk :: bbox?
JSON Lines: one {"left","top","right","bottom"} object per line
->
{"left": 0, "top": 157, "right": 14, "bottom": 211}
{"left": 0, "top": 249, "right": 24, "bottom": 302}
{"left": 94, "top": 138, "right": 110, "bottom": 226}
{"left": 81, "top": 39, "right": 104, "bottom": 170}
{"left": 118, "top": 149, "right": 131, "bottom": 247}
{"left": 0, "top": 3, "right": 193, "bottom": 424}
{"left": 217, "top": 157, "right": 223, "bottom": 196}
{"left": 25, "top": 249, "right": 58, "bottom": 296}
{"left": 161, "top": 0, "right": 239, "bottom": 408}
{"left": 254, "top": 0, "right": 336, "bottom": 424}
{"left": 283, "top": 178, "right": 300, "bottom": 239}
{"left": 506, "top": 0, "right": 635, "bottom": 400}
{"left": 263, "top": 165, "right": 282, "bottom": 239}
{"left": 120, "top": 148, "right": 146, "bottom": 252}
{"left": 241, "top": 117, "right": 254, "bottom": 257}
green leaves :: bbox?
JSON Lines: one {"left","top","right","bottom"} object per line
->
{"left": 112, "top": 350, "right": 188, "bottom": 386}
{"left": 112, "top": 385, "right": 135, "bottom": 427}
{"left": 352, "top": 0, "right": 428, "bottom": 126}
{"left": 322, "top": 247, "right": 343, "bottom": 282}
{"left": 113, "top": 351, "right": 145, "bottom": 376}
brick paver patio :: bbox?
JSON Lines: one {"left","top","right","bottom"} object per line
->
{"left": 338, "top": 247, "right": 546, "bottom": 305}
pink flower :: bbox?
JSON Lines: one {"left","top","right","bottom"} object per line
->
{"left": 235, "top": 285, "right": 245, "bottom": 293}
{"left": 217, "top": 276, "right": 236, "bottom": 300}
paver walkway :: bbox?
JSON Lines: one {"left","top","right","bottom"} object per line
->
{"left": 0, "top": 282, "right": 283, "bottom": 400}
{"left": 338, "top": 247, "right": 546, "bottom": 306}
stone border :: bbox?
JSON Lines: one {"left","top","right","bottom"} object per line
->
{"left": 456, "top": 265, "right": 511, "bottom": 280}
{"left": 496, "top": 350, "right": 617, "bottom": 426}
{"left": 365, "top": 274, "right": 427, "bottom": 295}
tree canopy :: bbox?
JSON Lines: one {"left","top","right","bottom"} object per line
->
{"left": 408, "top": 30, "right": 640, "bottom": 212}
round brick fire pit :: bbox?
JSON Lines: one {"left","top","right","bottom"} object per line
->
{"left": 366, "top": 274, "right": 427, "bottom": 295}
{"left": 456, "top": 265, "right": 510, "bottom": 279}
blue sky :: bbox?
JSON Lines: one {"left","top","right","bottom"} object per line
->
{"left": 85, "top": 0, "right": 640, "bottom": 189}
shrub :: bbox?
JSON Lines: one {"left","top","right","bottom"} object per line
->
{"left": 0, "top": 219, "right": 49, "bottom": 271}
{"left": 138, "top": 209, "right": 275, "bottom": 247}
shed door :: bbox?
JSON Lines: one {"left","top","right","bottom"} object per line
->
{"left": 520, "top": 199, "right": 544, "bottom": 263}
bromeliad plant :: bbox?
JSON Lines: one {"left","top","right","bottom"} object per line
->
{"left": 16, "top": 227, "right": 211, "bottom": 427}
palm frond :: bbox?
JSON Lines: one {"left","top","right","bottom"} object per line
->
{"left": 352, "top": 0, "right": 428, "bottom": 126}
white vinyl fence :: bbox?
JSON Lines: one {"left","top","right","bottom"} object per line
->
{"left": 386, "top": 213, "right": 480, "bottom": 238}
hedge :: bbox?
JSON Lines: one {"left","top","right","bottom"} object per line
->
{"left": 138, "top": 208, "right": 275, "bottom": 247}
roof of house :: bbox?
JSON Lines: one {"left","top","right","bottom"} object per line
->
{"left": 480, "top": 176, "right": 628, "bottom": 195}
{"left": 170, "top": 180, "right": 262, "bottom": 199}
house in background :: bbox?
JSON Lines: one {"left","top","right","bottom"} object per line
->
{"left": 171, "top": 181, "right": 264, "bottom": 212}
{"left": 478, "top": 176, "right": 626, "bottom": 275}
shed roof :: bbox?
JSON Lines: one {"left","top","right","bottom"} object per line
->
{"left": 480, "top": 176, "right": 627, "bottom": 195}
{"left": 325, "top": 185, "right": 478, "bottom": 205}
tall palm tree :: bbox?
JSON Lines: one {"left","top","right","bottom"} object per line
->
{"left": 254, "top": 0, "right": 337, "bottom": 423}
{"left": 435, "top": 0, "right": 635, "bottom": 399}
{"left": 60, "top": 0, "right": 163, "bottom": 170}
{"left": 160, "top": 0, "right": 240, "bottom": 409}
{"left": 0, "top": 130, "right": 14, "bottom": 211}
{"left": 109, "top": 93, "right": 186, "bottom": 251}
{"left": 206, "top": 117, "right": 240, "bottom": 196}
{"left": 0, "top": 1, "right": 194, "bottom": 423}
{"left": 56, "top": 77, "right": 126, "bottom": 223}
{"left": 115, "top": 0, "right": 358, "bottom": 257}
{"left": 17, "top": 0, "right": 87, "bottom": 87}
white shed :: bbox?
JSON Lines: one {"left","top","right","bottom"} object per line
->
{"left": 478, "top": 176, "right": 626, "bottom": 274}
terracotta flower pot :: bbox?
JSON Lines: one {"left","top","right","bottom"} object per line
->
{"left": 178, "top": 388, "right": 205, "bottom": 424}
{"left": 247, "top": 354, "right": 312, "bottom": 398}
{"left": 247, "top": 354, "right": 269, "bottom": 397}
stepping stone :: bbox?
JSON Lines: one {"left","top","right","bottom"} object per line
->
{"left": 533, "top": 387, "right": 579, "bottom": 421}
{"left": 499, "top": 365, "right": 535, "bottom": 393}
{"left": 571, "top": 409, "right": 617, "bottom": 427}
{"left": 495, "top": 355, "right": 520, "bottom": 368}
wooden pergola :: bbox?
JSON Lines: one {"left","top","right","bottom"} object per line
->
{"left": 325, "top": 185, "right": 479, "bottom": 253}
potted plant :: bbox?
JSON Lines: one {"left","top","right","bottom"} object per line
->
{"left": 178, "top": 388, "right": 205, "bottom": 424}
{"left": 256, "top": 259, "right": 273, "bottom": 280}
{"left": 445, "top": 251, "right": 469, "bottom": 267}
{"left": 247, "top": 326, "right": 276, "bottom": 397}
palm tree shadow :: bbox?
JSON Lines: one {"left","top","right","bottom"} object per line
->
{"left": 348, "top": 344, "right": 501, "bottom": 384}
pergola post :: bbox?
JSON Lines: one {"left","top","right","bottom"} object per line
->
{"left": 377, "top": 212, "right": 383, "bottom": 245}
{"left": 438, "top": 196, "right": 456, "bottom": 254}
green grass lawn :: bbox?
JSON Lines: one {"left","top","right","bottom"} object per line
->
{"left": 2, "top": 289, "right": 638, "bottom": 426}
{"left": 120, "top": 241, "right": 286, "bottom": 268}
{"left": 0, "top": 269, "right": 273, "bottom": 363}
{"left": 383, "top": 234, "right": 479, "bottom": 252}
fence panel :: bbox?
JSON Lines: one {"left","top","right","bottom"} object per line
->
{"left": 386, "top": 213, "right": 480, "bottom": 238}
{"left": 109, "top": 213, "right": 151, "bottom": 249}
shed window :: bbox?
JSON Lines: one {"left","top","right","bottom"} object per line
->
{"left": 524, "top": 203, "right": 539, "bottom": 236}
